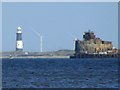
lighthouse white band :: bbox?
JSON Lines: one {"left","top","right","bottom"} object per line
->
{"left": 16, "top": 40, "right": 23, "bottom": 49}
{"left": 17, "top": 30, "right": 22, "bottom": 33}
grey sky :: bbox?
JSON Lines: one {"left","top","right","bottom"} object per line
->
{"left": 2, "top": 2, "right": 118, "bottom": 52}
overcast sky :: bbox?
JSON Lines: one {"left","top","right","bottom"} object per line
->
{"left": 2, "top": 2, "right": 118, "bottom": 52}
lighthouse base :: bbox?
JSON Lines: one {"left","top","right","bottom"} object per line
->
{"left": 16, "top": 48, "right": 23, "bottom": 52}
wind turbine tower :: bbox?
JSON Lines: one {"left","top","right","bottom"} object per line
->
{"left": 32, "top": 29, "right": 43, "bottom": 52}
{"left": 40, "top": 35, "right": 43, "bottom": 52}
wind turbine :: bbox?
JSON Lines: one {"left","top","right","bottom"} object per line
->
{"left": 32, "top": 29, "right": 43, "bottom": 52}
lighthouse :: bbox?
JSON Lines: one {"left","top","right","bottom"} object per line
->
{"left": 16, "top": 26, "right": 23, "bottom": 51}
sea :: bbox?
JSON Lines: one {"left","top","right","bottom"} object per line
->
{"left": 2, "top": 58, "right": 119, "bottom": 88}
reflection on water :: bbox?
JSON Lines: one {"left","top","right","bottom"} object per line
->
{"left": 2, "top": 58, "right": 119, "bottom": 88}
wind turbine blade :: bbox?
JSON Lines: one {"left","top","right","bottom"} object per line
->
{"left": 32, "top": 28, "right": 40, "bottom": 36}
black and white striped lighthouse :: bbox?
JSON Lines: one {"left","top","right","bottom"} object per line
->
{"left": 16, "top": 26, "right": 23, "bottom": 51}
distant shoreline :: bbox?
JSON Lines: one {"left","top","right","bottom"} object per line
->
{"left": 0, "top": 50, "right": 74, "bottom": 59}
{"left": 0, "top": 50, "right": 119, "bottom": 59}
{"left": 1, "top": 55, "right": 118, "bottom": 59}
{"left": 1, "top": 56, "right": 70, "bottom": 59}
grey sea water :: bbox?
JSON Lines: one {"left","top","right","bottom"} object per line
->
{"left": 2, "top": 58, "right": 119, "bottom": 88}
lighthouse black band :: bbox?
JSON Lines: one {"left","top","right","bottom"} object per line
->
{"left": 16, "top": 33, "right": 22, "bottom": 40}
